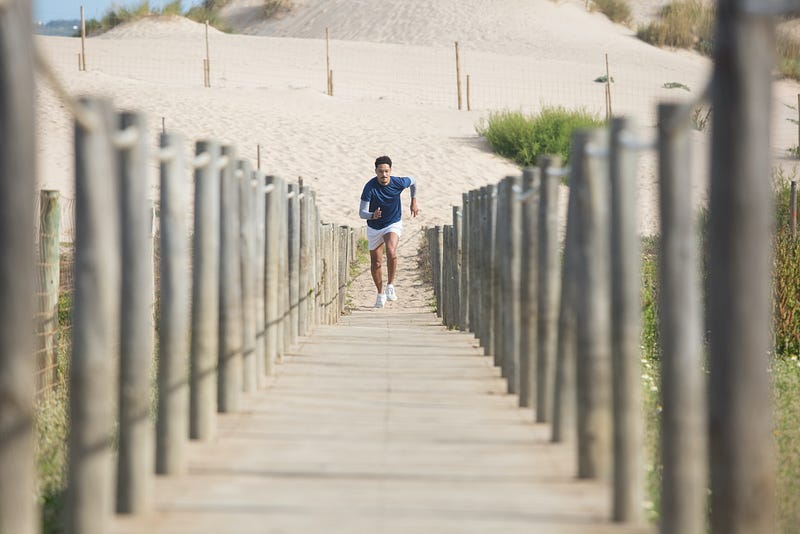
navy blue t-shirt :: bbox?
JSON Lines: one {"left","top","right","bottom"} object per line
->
{"left": 361, "top": 176, "right": 413, "bottom": 230}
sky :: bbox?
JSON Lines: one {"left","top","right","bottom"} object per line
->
{"left": 34, "top": 0, "right": 196, "bottom": 22}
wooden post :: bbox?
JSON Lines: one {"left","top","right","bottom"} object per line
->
{"left": 466, "top": 74, "right": 471, "bottom": 111}
{"left": 288, "top": 183, "right": 300, "bottom": 344}
{"left": 434, "top": 226, "right": 444, "bottom": 317}
{"left": 492, "top": 179, "right": 507, "bottom": 369}
{"left": 156, "top": 132, "right": 190, "bottom": 476}
{"left": 537, "top": 156, "right": 561, "bottom": 422}
{"left": 257, "top": 144, "right": 261, "bottom": 171}
{"left": 66, "top": 97, "right": 119, "bottom": 534}
{"left": 254, "top": 170, "right": 267, "bottom": 387}
{"left": 326, "top": 27, "right": 332, "bottom": 96}
{"left": 484, "top": 184, "right": 497, "bottom": 356}
{"left": 610, "top": 117, "right": 643, "bottom": 523}
{"left": 0, "top": 2, "right": 37, "bottom": 528}
{"left": 278, "top": 180, "right": 290, "bottom": 358}
{"left": 468, "top": 189, "right": 480, "bottom": 334}
{"left": 37, "top": 190, "right": 61, "bottom": 392}
{"left": 190, "top": 140, "right": 220, "bottom": 440}
{"left": 605, "top": 53, "right": 612, "bottom": 120}
{"left": 796, "top": 93, "right": 799, "bottom": 152}
{"left": 264, "top": 176, "right": 281, "bottom": 374}
{"left": 80, "top": 5, "right": 87, "bottom": 71}
{"left": 658, "top": 103, "right": 706, "bottom": 534}
{"left": 552, "top": 151, "right": 581, "bottom": 444}
{"left": 116, "top": 111, "right": 154, "bottom": 513}
{"left": 455, "top": 41, "right": 463, "bottom": 110}
{"left": 708, "top": 5, "right": 776, "bottom": 532}
{"left": 790, "top": 180, "right": 797, "bottom": 238}
{"left": 218, "top": 145, "right": 243, "bottom": 412}
{"left": 298, "top": 183, "right": 310, "bottom": 335}
{"left": 502, "top": 176, "right": 521, "bottom": 394}
{"left": 518, "top": 168, "right": 538, "bottom": 409}
{"left": 452, "top": 206, "right": 462, "bottom": 329}
{"left": 460, "top": 194, "right": 469, "bottom": 330}
{"left": 238, "top": 160, "right": 257, "bottom": 394}
{"left": 161, "top": 117, "right": 165, "bottom": 135}
{"left": 575, "top": 128, "right": 612, "bottom": 480}
{"left": 205, "top": 20, "right": 211, "bottom": 88}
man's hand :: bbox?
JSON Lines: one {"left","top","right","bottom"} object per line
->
{"left": 372, "top": 207, "right": 382, "bottom": 219}
{"left": 410, "top": 198, "right": 419, "bottom": 218}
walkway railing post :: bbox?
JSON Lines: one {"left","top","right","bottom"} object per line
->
{"left": 117, "top": 111, "right": 154, "bottom": 513}
{"left": 552, "top": 152, "right": 580, "bottom": 444}
{"left": 518, "top": 167, "right": 538, "bottom": 409}
{"left": 264, "top": 175, "right": 282, "bottom": 374}
{"left": 658, "top": 104, "right": 706, "bottom": 534}
{"left": 537, "top": 156, "right": 561, "bottom": 422}
{"left": 433, "top": 226, "right": 443, "bottom": 317}
{"left": 218, "top": 145, "right": 243, "bottom": 412}
{"left": 609, "top": 117, "right": 644, "bottom": 523}
{"left": 254, "top": 170, "right": 267, "bottom": 388}
{"left": 468, "top": 189, "right": 480, "bottom": 334}
{"left": 708, "top": 5, "right": 776, "bottom": 533}
{"left": 493, "top": 179, "right": 508, "bottom": 370}
{"left": 190, "top": 140, "right": 221, "bottom": 440}
{"left": 460, "top": 193, "right": 470, "bottom": 330}
{"left": 503, "top": 176, "right": 522, "bottom": 394}
{"left": 287, "top": 182, "right": 300, "bottom": 344}
{"left": 298, "top": 183, "right": 310, "bottom": 335}
{"left": 483, "top": 185, "right": 497, "bottom": 356}
{"left": 575, "top": 128, "right": 612, "bottom": 480}
{"left": 0, "top": 2, "right": 37, "bottom": 527}
{"left": 239, "top": 160, "right": 257, "bottom": 394}
{"left": 452, "top": 206, "right": 462, "bottom": 328}
{"left": 156, "top": 131, "right": 190, "bottom": 476}
{"left": 66, "top": 97, "right": 120, "bottom": 534}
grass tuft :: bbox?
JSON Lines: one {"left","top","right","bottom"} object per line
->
{"left": 590, "top": 0, "right": 632, "bottom": 25}
{"left": 476, "top": 107, "right": 605, "bottom": 167}
{"left": 636, "top": 0, "right": 714, "bottom": 55}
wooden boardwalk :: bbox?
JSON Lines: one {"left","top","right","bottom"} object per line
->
{"left": 110, "top": 310, "right": 654, "bottom": 534}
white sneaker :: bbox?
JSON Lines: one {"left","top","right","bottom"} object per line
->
{"left": 385, "top": 284, "right": 398, "bottom": 301}
{"left": 375, "top": 293, "right": 387, "bottom": 308}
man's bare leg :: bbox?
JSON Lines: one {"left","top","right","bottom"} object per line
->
{"left": 384, "top": 232, "right": 399, "bottom": 285}
{"left": 370, "top": 243, "right": 384, "bottom": 294}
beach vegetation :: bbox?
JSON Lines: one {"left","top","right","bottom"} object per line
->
{"left": 778, "top": 27, "right": 800, "bottom": 81}
{"left": 476, "top": 107, "right": 605, "bottom": 167}
{"left": 636, "top": 0, "right": 714, "bottom": 54}
{"left": 589, "top": 0, "right": 632, "bottom": 26}
{"left": 263, "top": 0, "right": 293, "bottom": 18}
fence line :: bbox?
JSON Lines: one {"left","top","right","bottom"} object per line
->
{"left": 429, "top": 56, "right": 775, "bottom": 530}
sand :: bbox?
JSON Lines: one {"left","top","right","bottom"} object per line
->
{"left": 34, "top": 0, "right": 800, "bottom": 309}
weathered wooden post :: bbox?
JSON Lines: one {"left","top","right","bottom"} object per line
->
{"left": 190, "top": 140, "right": 221, "bottom": 440}
{"left": 156, "top": 132, "right": 190, "bottom": 476}
{"left": 116, "top": 111, "right": 154, "bottom": 513}
{"left": 552, "top": 153, "right": 580, "bottom": 444}
{"left": 67, "top": 97, "right": 120, "bottom": 534}
{"left": 298, "top": 183, "right": 311, "bottom": 335}
{"left": 483, "top": 184, "right": 497, "bottom": 356}
{"left": 264, "top": 175, "right": 281, "bottom": 375}
{"left": 609, "top": 118, "right": 643, "bottom": 523}
{"left": 468, "top": 189, "right": 480, "bottom": 334}
{"left": 708, "top": 4, "right": 775, "bottom": 531}
{"left": 537, "top": 156, "right": 561, "bottom": 422}
{"left": 460, "top": 193, "right": 470, "bottom": 330}
{"left": 218, "top": 145, "right": 243, "bottom": 412}
{"left": 442, "top": 225, "right": 453, "bottom": 325}
{"left": 503, "top": 176, "right": 522, "bottom": 394}
{"left": 493, "top": 179, "right": 508, "bottom": 370}
{"left": 434, "top": 226, "right": 444, "bottom": 316}
{"left": 254, "top": 170, "right": 267, "bottom": 387}
{"left": 659, "top": 103, "right": 706, "bottom": 534}
{"left": 575, "top": 128, "right": 613, "bottom": 480}
{"left": 455, "top": 41, "right": 463, "bottom": 110}
{"left": 287, "top": 183, "right": 300, "bottom": 343}
{"left": 790, "top": 180, "right": 797, "bottom": 238}
{"left": 0, "top": 2, "right": 37, "bottom": 528}
{"left": 452, "top": 206, "right": 462, "bottom": 328}
{"left": 238, "top": 160, "right": 257, "bottom": 394}
{"left": 518, "top": 168, "right": 538, "bottom": 409}
{"left": 339, "top": 225, "right": 350, "bottom": 315}
{"left": 37, "top": 190, "right": 61, "bottom": 392}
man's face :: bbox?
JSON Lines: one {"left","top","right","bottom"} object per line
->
{"left": 376, "top": 164, "right": 391, "bottom": 186}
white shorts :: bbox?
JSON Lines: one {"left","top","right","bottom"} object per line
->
{"left": 367, "top": 221, "right": 403, "bottom": 251}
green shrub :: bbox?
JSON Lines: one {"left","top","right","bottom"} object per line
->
{"left": 637, "top": 0, "right": 714, "bottom": 55}
{"left": 591, "top": 0, "right": 632, "bottom": 25}
{"left": 773, "top": 180, "right": 800, "bottom": 359}
{"left": 476, "top": 107, "right": 605, "bottom": 167}
{"left": 778, "top": 28, "right": 800, "bottom": 81}
{"left": 774, "top": 357, "right": 800, "bottom": 532}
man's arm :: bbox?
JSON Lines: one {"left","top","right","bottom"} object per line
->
{"left": 407, "top": 177, "right": 419, "bottom": 218}
{"left": 359, "top": 200, "right": 381, "bottom": 220}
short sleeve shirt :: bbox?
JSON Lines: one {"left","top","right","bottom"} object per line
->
{"left": 360, "top": 176, "right": 413, "bottom": 229}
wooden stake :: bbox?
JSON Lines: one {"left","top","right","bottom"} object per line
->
{"left": 257, "top": 144, "right": 261, "bottom": 170}
{"left": 791, "top": 181, "right": 797, "bottom": 238}
{"left": 326, "top": 27, "right": 332, "bottom": 96}
{"left": 205, "top": 20, "right": 211, "bottom": 88}
{"left": 466, "top": 74, "right": 472, "bottom": 111}
{"left": 605, "top": 53, "right": 612, "bottom": 120}
{"left": 455, "top": 42, "right": 463, "bottom": 110}
{"left": 80, "top": 5, "right": 87, "bottom": 71}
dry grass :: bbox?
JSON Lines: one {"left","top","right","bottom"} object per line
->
{"left": 590, "top": 0, "right": 632, "bottom": 26}
{"left": 636, "top": 0, "right": 714, "bottom": 55}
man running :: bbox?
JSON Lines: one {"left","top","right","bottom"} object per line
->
{"left": 359, "top": 155, "right": 419, "bottom": 308}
